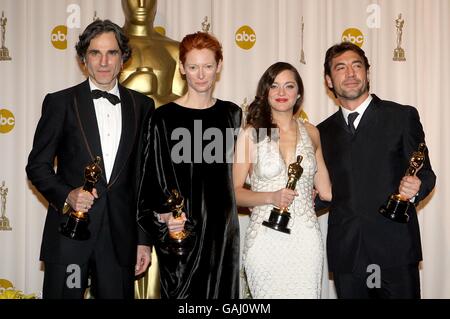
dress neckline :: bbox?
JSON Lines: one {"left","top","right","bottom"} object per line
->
{"left": 171, "top": 99, "right": 219, "bottom": 111}
{"left": 279, "top": 119, "right": 302, "bottom": 168}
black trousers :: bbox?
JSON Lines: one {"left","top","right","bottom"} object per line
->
{"left": 333, "top": 263, "right": 420, "bottom": 299}
{"left": 42, "top": 214, "right": 134, "bottom": 299}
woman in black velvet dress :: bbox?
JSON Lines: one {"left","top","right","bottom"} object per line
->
{"left": 137, "top": 32, "right": 242, "bottom": 298}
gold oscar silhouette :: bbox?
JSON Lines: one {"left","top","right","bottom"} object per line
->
{"left": 0, "top": 181, "right": 11, "bottom": 231}
{"left": 120, "top": 0, "right": 187, "bottom": 299}
{"left": 60, "top": 157, "right": 102, "bottom": 240}
{"left": 393, "top": 13, "right": 406, "bottom": 61}
{"left": 0, "top": 11, "right": 12, "bottom": 61}
{"left": 300, "top": 16, "right": 306, "bottom": 65}
{"left": 379, "top": 143, "right": 426, "bottom": 223}
{"left": 163, "top": 189, "right": 193, "bottom": 256}
{"left": 262, "top": 155, "right": 303, "bottom": 234}
{"left": 120, "top": 0, "right": 186, "bottom": 107}
{"left": 201, "top": 16, "right": 210, "bottom": 33}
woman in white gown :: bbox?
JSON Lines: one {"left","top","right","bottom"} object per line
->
{"left": 233, "top": 62, "right": 332, "bottom": 298}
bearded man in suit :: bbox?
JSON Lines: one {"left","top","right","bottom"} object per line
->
{"left": 318, "top": 42, "right": 436, "bottom": 299}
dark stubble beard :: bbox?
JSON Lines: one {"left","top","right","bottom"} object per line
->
{"left": 335, "top": 80, "right": 369, "bottom": 101}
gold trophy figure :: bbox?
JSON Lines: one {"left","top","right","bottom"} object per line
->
{"left": 201, "top": 16, "right": 210, "bottom": 33}
{"left": 163, "top": 189, "right": 192, "bottom": 256}
{"left": 93, "top": 11, "right": 100, "bottom": 22}
{"left": 300, "top": 16, "right": 306, "bottom": 65}
{"left": 0, "top": 11, "right": 12, "bottom": 61}
{"left": 120, "top": 0, "right": 186, "bottom": 107}
{"left": 262, "top": 155, "right": 303, "bottom": 234}
{"left": 121, "top": 0, "right": 186, "bottom": 298}
{"left": 393, "top": 13, "right": 406, "bottom": 61}
{"left": 60, "top": 157, "right": 102, "bottom": 240}
{"left": 0, "top": 181, "right": 12, "bottom": 231}
{"left": 379, "top": 143, "right": 426, "bottom": 223}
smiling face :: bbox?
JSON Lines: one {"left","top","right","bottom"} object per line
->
{"left": 268, "top": 69, "right": 300, "bottom": 115}
{"left": 85, "top": 32, "right": 123, "bottom": 91}
{"left": 325, "top": 50, "right": 370, "bottom": 109}
{"left": 180, "top": 48, "right": 222, "bottom": 95}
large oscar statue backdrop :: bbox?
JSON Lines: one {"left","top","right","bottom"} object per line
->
{"left": 120, "top": 0, "right": 187, "bottom": 299}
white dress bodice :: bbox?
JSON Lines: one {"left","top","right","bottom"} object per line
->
{"left": 242, "top": 119, "right": 324, "bottom": 299}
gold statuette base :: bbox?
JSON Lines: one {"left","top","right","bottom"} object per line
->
{"left": 393, "top": 48, "right": 406, "bottom": 61}
{"left": 0, "top": 48, "right": 11, "bottom": 61}
{"left": 167, "top": 230, "right": 193, "bottom": 256}
{"left": 0, "top": 217, "right": 12, "bottom": 230}
{"left": 60, "top": 212, "right": 90, "bottom": 240}
{"left": 262, "top": 207, "right": 291, "bottom": 234}
{"left": 379, "top": 193, "right": 410, "bottom": 223}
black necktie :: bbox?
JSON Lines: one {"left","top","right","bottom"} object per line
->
{"left": 91, "top": 89, "right": 121, "bottom": 105}
{"left": 348, "top": 112, "right": 359, "bottom": 134}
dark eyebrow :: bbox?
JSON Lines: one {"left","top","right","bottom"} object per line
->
{"left": 87, "top": 49, "right": 120, "bottom": 54}
{"left": 333, "top": 62, "right": 346, "bottom": 69}
{"left": 272, "top": 80, "right": 296, "bottom": 84}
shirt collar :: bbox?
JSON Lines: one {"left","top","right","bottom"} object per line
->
{"left": 88, "top": 78, "right": 120, "bottom": 98}
{"left": 341, "top": 94, "right": 372, "bottom": 124}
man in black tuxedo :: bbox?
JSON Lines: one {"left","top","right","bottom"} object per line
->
{"left": 318, "top": 42, "right": 436, "bottom": 298}
{"left": 26, "top": 19, "right": 154, "bottom": 299}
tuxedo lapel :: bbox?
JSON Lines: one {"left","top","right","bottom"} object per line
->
{"left": 108, "top": 85, "right": 137, "bottom": 187}
{"left": 73, "top": 80, "right": 108, "bottom": 183}
{"left": 355, "top": 94, "right": 380, "bottom": 133}
{"left": 336, "top": 108, "right": 351, "bottom": 134}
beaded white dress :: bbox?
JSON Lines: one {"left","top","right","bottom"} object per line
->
{"left": 242, "top": 119, "right": 323, "bottom": 299}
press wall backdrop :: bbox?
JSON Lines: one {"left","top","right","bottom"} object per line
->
{"left": 0, "top": 0, "right": 449, "bottom": 298}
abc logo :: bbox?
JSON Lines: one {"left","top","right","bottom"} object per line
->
{"left": 0, "top": 109, "right": 15, "bottom": 134}
{"left": 342, "top": 28, "right": 364, "bottom": 47}
{"left": 235, "top": 25, "right": 256, "bottom": 50}
{"left": 51, "top": 25, "right": 68, "bottom": 50}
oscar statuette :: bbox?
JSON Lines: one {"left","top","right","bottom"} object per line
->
{"left": 121, "top": 0, "right": 187, "bottom": 299}
{"left": 393, "top": 13, "right": 406, "bottom": 61}
{"left": 0, "top": 11, "right": 12, "bottom": 61}
{"left": 379, "top": 143, "right": 426, "bottom": 223}
{"left": 299, "top": 16, "right": 306, "bottom": 65}
{"left": 60, "top": 156, "right": 102, "bottom": 240}
{"left": 262, "top": 155, "right": 303, "bottom": 234}
{"left": 0, "top": 181, "right": 11, "bottom": 231}
{"left": 201, "top": 16, "right": 211, "bottom": 33}
{"left": 164, "top": 189, "right": 193, "bottom": 256}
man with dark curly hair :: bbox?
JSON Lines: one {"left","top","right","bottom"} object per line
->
{"left": 26, "top": 19, "right": 154, "bottom": 299}
{"left": 318, "top": 41, "right": 436, "bottom": 299}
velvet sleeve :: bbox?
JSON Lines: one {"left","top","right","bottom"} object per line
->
{"left": 136, "top": 111, "right": 177, "bottom": 245}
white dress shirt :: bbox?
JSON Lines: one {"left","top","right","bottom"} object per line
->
{"left": 89, "top": 79, "right": 122, "bottom": 182}
{"left": 341, "top": 94, "right": 373, "bottom": 129}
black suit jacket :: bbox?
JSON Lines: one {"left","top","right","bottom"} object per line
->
{"left": 26, "top": 79, "right": 154, "bottom": 266}
{"left": 318, "top": 94, "right": 436, "bottom": 273}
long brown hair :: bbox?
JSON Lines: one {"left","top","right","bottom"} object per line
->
{"left": 246, "top": 62, "right": 304, "bottom": 142}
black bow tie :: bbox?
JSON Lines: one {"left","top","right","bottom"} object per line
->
{"left": 91, "top": 89, "right": 121, "bottom": 105}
